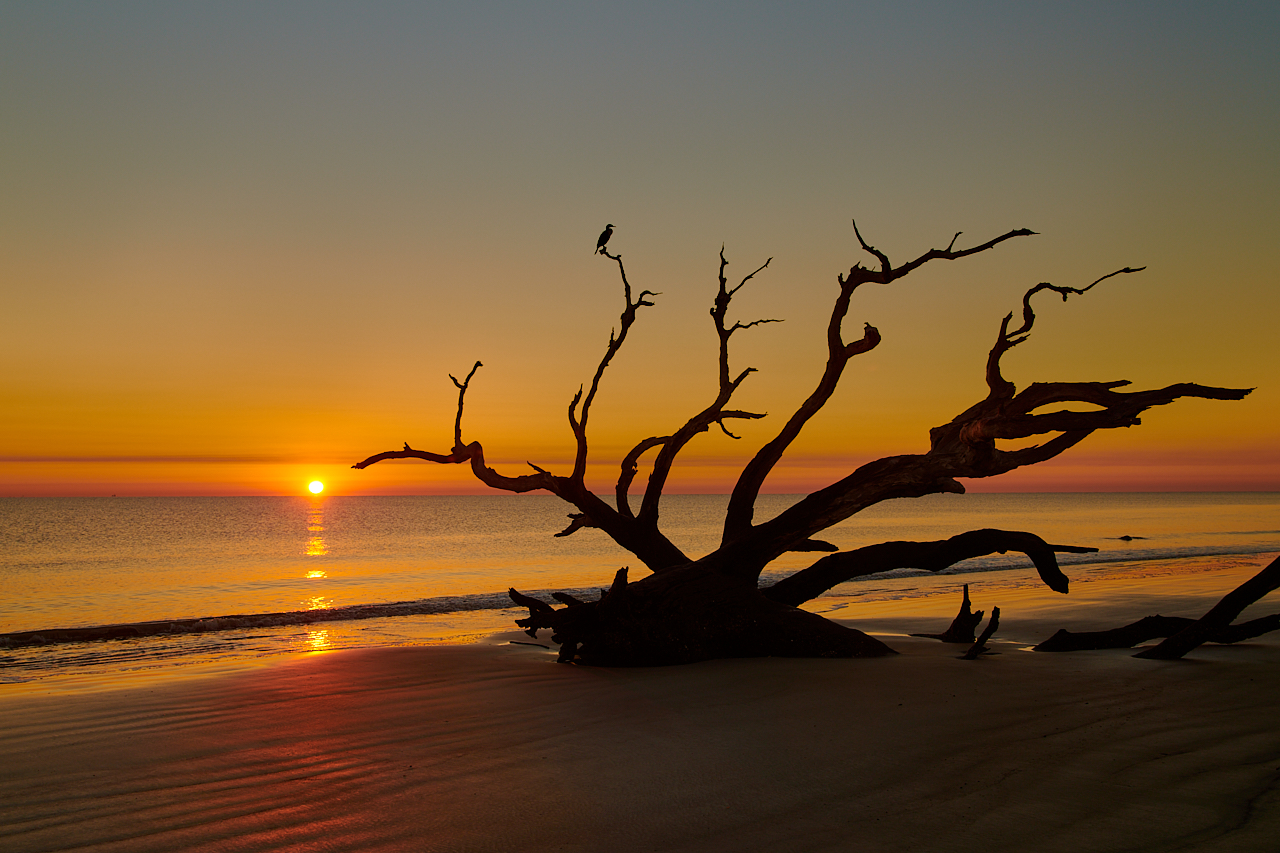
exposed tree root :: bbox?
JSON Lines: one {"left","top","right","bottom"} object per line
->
{"left": 512, "top": 565, "right": 894, "bottom": 666}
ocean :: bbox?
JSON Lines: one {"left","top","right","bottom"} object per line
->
{"left": 2, "top": 493, "right": 1277, "bottom": 688}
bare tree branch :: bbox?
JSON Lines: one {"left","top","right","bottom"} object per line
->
{"left": 570, "top": 249, "right": 657, "bottom": 481}
{"left": 632, "top": 249, "right": 776, "bottom": 530}
{"left": 354, "top": 407, "right": 683, "bottom": 569}
{"left": 354, "top": 251, "right": 699, "bottom": 572}
{"left": 762, "top": 529, "right": 1094, "bottom": 607}
{"left": 724, "top": 224, "right": 1037, "bottom": 542}
{"left": 554, "top": 513, "right": 598, "bottom": 538}
{"left": 353, "top": 362, "right": 558, "bottom": 494}
{"left": 713, "top": 264, "right": 1252, "bottom": 577}
{"left": 449, "top": 361, "right": 482, "bottom": 447}
{"left": 616, "top": 434, "right": 670, "bottom": 518}
{"left": 852, "top": 220, "right": 1037, "bottom": 284}
{"left": 354, "top": 360, "right": 484, "bottom": 470}
{"left": 986, "top": 268, "right": 1143, "bottom": 397}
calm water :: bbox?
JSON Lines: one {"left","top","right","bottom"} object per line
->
{"left": 2, "top": 493, "right": 1277, "bottom": 687}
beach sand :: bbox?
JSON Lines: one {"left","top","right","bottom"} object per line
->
{"left": 2, "top": 557, "right": 1279, "bottom": 852}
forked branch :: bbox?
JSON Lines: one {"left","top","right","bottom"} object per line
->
{"left": 354, "top": 249, "right": 693, "bottom": 572}
{"left": 628, "top": 250, "right": 775, "bottom": 528}
{"left": 450, "top": 361, "right": 482, "bottom": 447}
{"left": 724, "top": 224, "right": 1036, "bottom": 542}
{"left": 719, "top": 267, "right": 1251, "bottom": 573}
{"left": 850, "top": 221, "right": 1036, "bottom": 285}
{"left": 353, "top": 360, "right": 545, "bottom": 489}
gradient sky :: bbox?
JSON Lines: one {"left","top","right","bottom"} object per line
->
{"left": 3, "top": 2, "right": 1277, "bottom": 497}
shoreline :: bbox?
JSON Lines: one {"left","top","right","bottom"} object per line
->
{"left": 3, "top": 551, "right": 1277, "bottom": 696}
{"left": 2, "top": 556, "right": 1280, "bottom": 851}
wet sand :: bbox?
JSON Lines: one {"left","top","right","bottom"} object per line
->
{"left": 2, "top": 557, "right": 1279, "bottom": 852}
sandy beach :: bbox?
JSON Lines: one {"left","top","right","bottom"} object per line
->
{"left": 3, "top": 557, "right": 1279, "bottom": 853}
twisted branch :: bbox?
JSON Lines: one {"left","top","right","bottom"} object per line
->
{"left": 987, "top": 267, "right": 1144, "bottom": 397}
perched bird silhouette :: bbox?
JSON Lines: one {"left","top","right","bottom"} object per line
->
{"left": 595, "top": 223, "right": 614, "bottom": 254}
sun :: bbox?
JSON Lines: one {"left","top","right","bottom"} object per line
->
{"left": 308, "top": 481, "right": 324, "bottom": 494}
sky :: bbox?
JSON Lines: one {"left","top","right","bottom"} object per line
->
{"left": 3, "top": 1, "right": 1278, "bottom": 497}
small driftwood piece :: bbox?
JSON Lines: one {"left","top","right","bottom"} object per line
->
{"left": 1135, "top": 555, "right": 1280, "bottom": 660}
{"left": 1034, "top": 613, "right": 1280, "bottom": 652}
{"left": 962, "top": 607, "right": 1000, "bottom": 659}
{"left": 912, "top": 584, "right": 984, "bottom": 643}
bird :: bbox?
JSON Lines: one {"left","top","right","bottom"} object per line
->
{"left": 595, "top": 223, "right": 614, "bottom": 254}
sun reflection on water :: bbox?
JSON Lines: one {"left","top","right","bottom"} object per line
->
{"left": 305, "top": 500, "right": 328, "bottom": 557}
{"left": 305, "top": 594, "right": 333, "bottom": 611}
{"left": 306, "top": 629, "right": 331, "bottom": 652}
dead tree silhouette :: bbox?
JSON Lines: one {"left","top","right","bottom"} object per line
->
{"left": 354, "top": 221, "right": 1251, "bottom": 665}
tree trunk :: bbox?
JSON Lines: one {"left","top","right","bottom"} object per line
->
{"left": 512, "top": 563, "right": 895, "bottom": 666}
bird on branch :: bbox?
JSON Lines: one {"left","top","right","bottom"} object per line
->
{"left": 595, "top": 223, "right": 614, "bottom": 254}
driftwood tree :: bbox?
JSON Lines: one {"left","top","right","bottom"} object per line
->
{"left": 355, "top": 223, "right": 1251, "bottom": 665}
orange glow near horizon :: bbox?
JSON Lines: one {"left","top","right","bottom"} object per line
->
{"left": 1, "top": 440, "right": 1277, "bottom": 496}
{"left": 2, "top": 6, "right": 1276, "bottom": 499}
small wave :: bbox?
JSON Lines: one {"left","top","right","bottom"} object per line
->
{"left": 6, "top": 544, "right": 1276, "bottom": 651}
{"left": 0, "top": 587, "right": 591, "bottom": 649}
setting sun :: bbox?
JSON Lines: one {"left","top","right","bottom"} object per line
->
{"left": 308, "top": 481, "right": 324, "bottom": 494}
